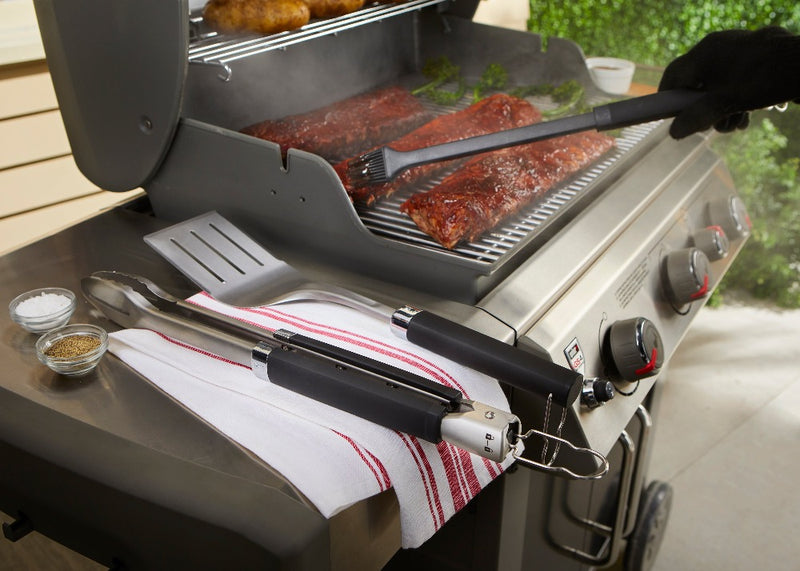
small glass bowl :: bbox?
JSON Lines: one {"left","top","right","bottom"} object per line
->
{"left": 36, "top": 324, "right": 108, "bottom": 377}
{"left": 9, "top": 287, "right": 77, "bottom": 334}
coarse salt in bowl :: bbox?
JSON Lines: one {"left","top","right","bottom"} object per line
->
{"left": 35, "top": 323, "right": 108, "bottom": 377}
{"left": 586, "top": 57, "right": 636, "bottom": 95}
{"left": 9, "top": 287, "right": 77, "bottom": 333}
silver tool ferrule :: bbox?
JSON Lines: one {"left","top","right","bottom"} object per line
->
{"left": 440, "top": 400, "right": 520, "bottom": 463}
{"left": 390, "top": 305, "right": 422, "bottom": 340}
{"left": 251, "top": 341, "right": 273, "bottom": 381}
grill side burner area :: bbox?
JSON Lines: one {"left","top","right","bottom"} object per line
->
{"left": 16, "top": 0, "right": 751, "bottom": 569}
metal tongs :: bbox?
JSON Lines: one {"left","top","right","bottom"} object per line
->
{"left": 82, "top": 271, "right": 608, "bottom": 479}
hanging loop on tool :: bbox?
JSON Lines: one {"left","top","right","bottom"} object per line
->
{"left": 510, "top": 429, "right": 609, "bottom": 480}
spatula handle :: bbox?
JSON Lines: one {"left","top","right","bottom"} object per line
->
{"left": 392, "top": 308, "right": 582, "bottom": 407}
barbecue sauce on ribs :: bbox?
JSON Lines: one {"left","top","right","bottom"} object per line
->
{"left": 400, "top": 131, "right": 616, "bottom": 249}
{"left": 335, "top": 93, "right": 543, "bottom": 204}
{"left": 241, "top": 86, "right": 433, "bottom": 163}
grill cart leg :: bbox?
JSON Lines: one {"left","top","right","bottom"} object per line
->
{"left": 624, "top": 480, "right": 673, "bottom": 571}
{"left": 548, "top": 405, "right": 654, "bottom": 567}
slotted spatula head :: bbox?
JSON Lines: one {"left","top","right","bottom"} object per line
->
{"left": 144, "top": 211, "right": 307, "bottom": 306}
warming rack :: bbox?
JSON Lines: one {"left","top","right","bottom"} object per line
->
{"left": 188, "top": 0, "right": 448, "bottom": 81}
{"left": 356, "top": 121, "right": 661, "bottom": 263}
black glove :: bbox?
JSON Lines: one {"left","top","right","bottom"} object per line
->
{"left": 659, "top": 27, "right": 800, "bottom": 139}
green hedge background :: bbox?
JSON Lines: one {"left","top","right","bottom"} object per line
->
{"left": 527, "top": 1, "right": 800, "bottom": 306}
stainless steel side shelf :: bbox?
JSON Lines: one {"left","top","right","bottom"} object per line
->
{"left": 188, "top": 0, "right": 448, "bottom": 81}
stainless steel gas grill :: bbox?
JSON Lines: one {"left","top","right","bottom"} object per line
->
{"left": 0, "top": 0, "right": 750, "bottom": 569}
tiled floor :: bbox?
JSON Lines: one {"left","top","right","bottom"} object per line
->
{"left": 649, "top": 305, "right": 800, "bottom": 570}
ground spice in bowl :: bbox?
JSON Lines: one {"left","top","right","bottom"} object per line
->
{"left": 44, "top": 334, "right": 102, "bottom": 358}
{"left": 36, "top": 324, "right": 109, "bottom": 376}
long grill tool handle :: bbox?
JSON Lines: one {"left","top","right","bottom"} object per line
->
{"left": 366, "top": 89, "right": 704, "bottom": 181}
{"left": 392, "top": 308, "right": 583, "bottom": 407}
{"left": 252, "top": 343, "right": 449, "bottom": 443}
{"left": 272, "top": 330, "right": 463, "bottom": 410}
{"left": 593, "top": 89, "right": 705, "bottom": 131}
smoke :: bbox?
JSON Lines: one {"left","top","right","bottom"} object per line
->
{"left": 183, "top": 10, "right": 417, "bottom": 131}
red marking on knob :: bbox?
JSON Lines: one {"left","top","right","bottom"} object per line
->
{"left": 690, "top": 273, "right": 709, "bottom": 300}
{"left": 635, "top": 347, "right": 658, "bottom": 376}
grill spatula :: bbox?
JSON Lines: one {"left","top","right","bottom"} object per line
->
{"left": 144, "top": 211, "right": 585, "bottom": 407}
{"left": 345, "top": 89, "right": 704, "bottom": 187}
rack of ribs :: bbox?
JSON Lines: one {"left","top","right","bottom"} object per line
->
{"left": 241, "top": 85, "right": 433, "bottom": 162}
{"left": 400, "top": 131, "right": 616, "bottom": 249}
{"left": 335, "top": 93, "right": 542, "bottom": 204}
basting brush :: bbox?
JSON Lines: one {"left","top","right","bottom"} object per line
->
{"left": 346, "top": 89, "right": 704, "bottom": 187}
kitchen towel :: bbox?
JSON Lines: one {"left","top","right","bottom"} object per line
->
{"left": 107, "top": 292, "right": 515, "bottom": 548}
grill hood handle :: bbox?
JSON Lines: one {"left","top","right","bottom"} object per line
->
{"left": 392, "top": 307, "right": 583, "bottom": 407}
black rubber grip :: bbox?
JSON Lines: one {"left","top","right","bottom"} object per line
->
{"left": 282, "top": 333, "right": 462, "bottom": 409}
{"left": 405, "top": 311, "right": 582, "bottom": 407}
{"left": 594, "top": 89, "right": 705, "bottom": 130}
{"left": 266, "top": 349, "right": 447, "bottom": 442}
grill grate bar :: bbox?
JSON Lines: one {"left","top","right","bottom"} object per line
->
{"left": 356, "top": 120, "right": 662, "bottom": 263}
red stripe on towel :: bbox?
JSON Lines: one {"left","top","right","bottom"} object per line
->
{"left": 333, "top": 430, "right": 391, "bottom": 491}
{"left": 398, "top": 432, "right": 444, "bottom": 529}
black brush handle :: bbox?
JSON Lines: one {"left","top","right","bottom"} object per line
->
{"left": 382, "top": 89, "right": 703, "bottom": 178}
{"left": 275, "top": 331, "right": 463, "bottom": 409}
{"left": 594, "top": 89, "right": 705, "bottom": 130}
{"left": 386, "top": 112, "right": 597, "bottom": 176}
{"left": 394, "top": 309, "right": 582, "bottom": 407}
{"left": 265, "top": 347, "right": 447, "bottom": 443}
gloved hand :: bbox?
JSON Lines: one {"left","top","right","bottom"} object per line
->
{"left": 659, "top": 27, "right": 800, "bottom": 139}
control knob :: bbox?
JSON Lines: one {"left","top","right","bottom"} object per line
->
{"left": 663, "top": 247, "right": 710, "bottom": 306}
{"left": 603, "top": 317, "right": 664, "bottom": 383}
{"left": 693, "top": 226, "right": 729, "bottom": 261}
{"left": 581, "top": 378, "right": 616, "bottom": 409}
{"left": 708, "top": 195, "right": 750, "bottom": 240}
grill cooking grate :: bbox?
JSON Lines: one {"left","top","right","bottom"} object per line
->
{"left": 355, "top": 119, "right": 660, "bottom": 263}
{"left": 189, "top": 0, "right": 447, "bottom": 81}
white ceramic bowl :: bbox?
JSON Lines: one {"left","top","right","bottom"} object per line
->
{"left": 9, "top": 287, "right": 77, "bottom": 333}
{"left": 586, "top": 57, "right": 635, "bottom": 95}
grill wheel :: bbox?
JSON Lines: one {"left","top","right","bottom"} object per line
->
{"left": 624, "top": 480, "right": 674, "bottom": 571}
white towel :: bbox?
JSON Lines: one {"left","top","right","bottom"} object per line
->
{"left": 107, "top": 292, "right": 514, "bottom": 548}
